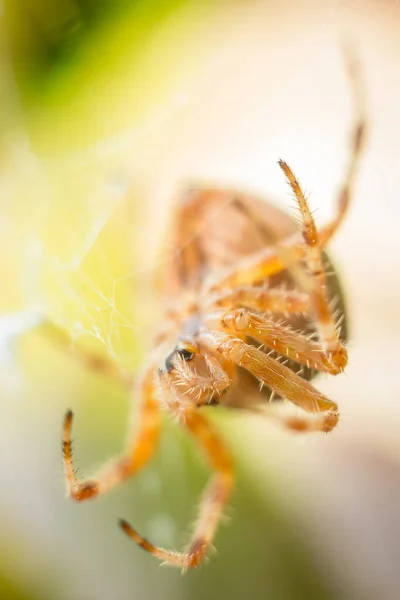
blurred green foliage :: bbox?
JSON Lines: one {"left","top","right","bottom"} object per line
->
{"left": 5, "top": 0, "right": 187, "bottom": 91}
{"left": 3, "top": 0, "right": 224, "bottom": 153}
{"left": 0, "top": 573, "right": 39, "bottom": 600}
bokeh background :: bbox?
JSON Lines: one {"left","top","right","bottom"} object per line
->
{"left": 0, "top": 0, "right": 400, "bottom": 599}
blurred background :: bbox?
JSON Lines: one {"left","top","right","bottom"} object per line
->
{"left": 0, "top": 0, "right": 399, "bottom": 599}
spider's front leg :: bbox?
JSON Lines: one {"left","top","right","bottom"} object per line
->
{"left": 199, "top": 330, "right": 339, "bottom": 433}
{"left": 208, "top": 308, "right": 345, "bottom": 375}
{"left": 63, "top": 367, "right": 161, "bottom": 501}
{"left": 170, "top": 352, "right": 231, "bottom": 406}
{"left": 120, "top": 370, "right": 234, "bottom": 569}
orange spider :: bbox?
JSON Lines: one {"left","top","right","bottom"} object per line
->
{"left": 58, "top": 58, "right": 365, "bottom": 570}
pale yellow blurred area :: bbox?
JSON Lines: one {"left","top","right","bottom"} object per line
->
{"left": 1, "top": 1, "right": 400, "bottom": 600}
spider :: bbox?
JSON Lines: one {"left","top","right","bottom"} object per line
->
{"left": 56, "top": 56, "right": 365, "bottom": 570}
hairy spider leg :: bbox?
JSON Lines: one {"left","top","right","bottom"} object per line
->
{"left": 171, "top": 353, "right": 231, "bottom": 406}
{"left": 278, "top": 160, "right": 347, "bottom": 372}
{"left": 322, "top": 46, "right": 366, "bottom": 243}
{"left": 63, "top": 367, "right": 161, "bottom": 500}
{"left": 207, "top": 50, "right": 366, "bottom": 293}
{"left": 120, "top": 370, "right": 234, "bottom": 570}
{"left": 207, "top": 286, "right": 311, "bottom": 316}
{"left": 199, "top": 330, "right": 339, "bottom": 433}
{"left": 208, "top": 308, "right": 344, "bottom": 375}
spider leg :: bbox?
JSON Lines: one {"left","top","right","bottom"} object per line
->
{"left": 206, "top": 238, "right": 304, "bottom": 290}
{"left": 251, "top": 401, "right": 338, "bottom": 433}
{"left": 39, "top": 318, "right": 132, "bottom": 387}
{"left": 206, "top": 286, "right": 310, "bottom": 316}
{"left": 278, "top": 160, "right": 347, "bottom": 372}
{"left": 206, "top": 53, "right": 365, "bottom": 293}
{"left": 205, "top": 176, "right": 360, "bottom": 290}
{"left": 63, "top": 367, "right": 161, "bottom": 501}
{"left": 205, "top": 221, "right": 344, "bottom": 291}
{"left": 171, "top": 353, "right": 231, "bottom": 406}
{"left": 38, "top": 317, "right": 180, "bottom": 387}
{"left": 198, "top": 330, "right": 339, "bottom": 432}
{"left": 210, "top": 305, "right": 344, "bottom": 375}
{"left": 320, "top": 47, "right": 366, "bottom": 244}
{"left": 120, "top": 371, "right": 234, "bottom": 570}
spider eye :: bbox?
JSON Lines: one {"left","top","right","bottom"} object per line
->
{"left": 177, "top": 348, "right": 194, "bottom": 361}
{"left": 165, "top": 347, "right": 195, "bottom": 372}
